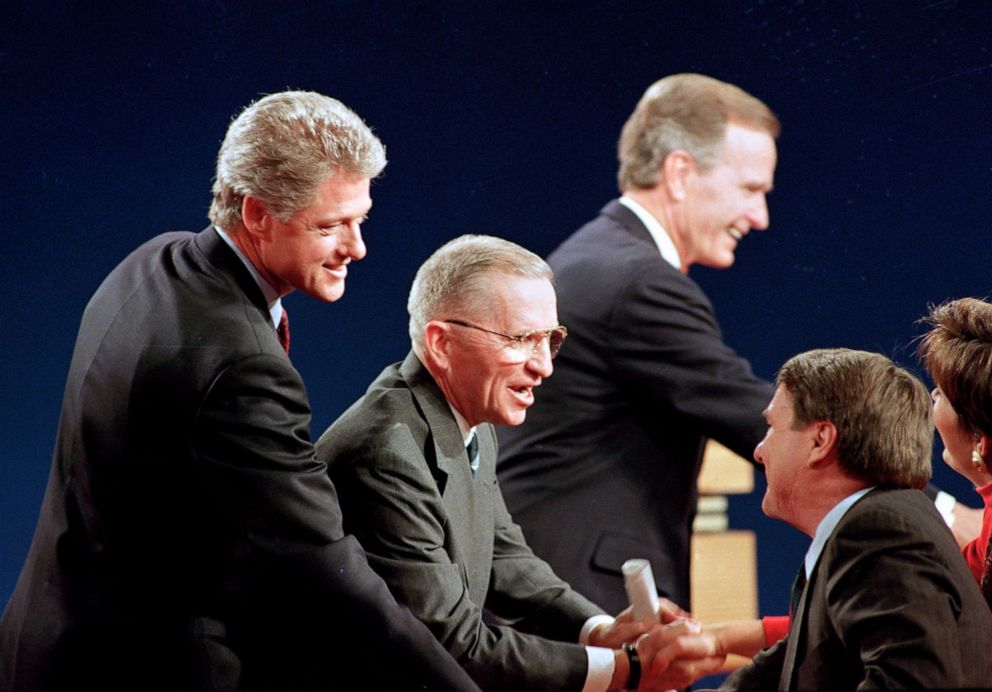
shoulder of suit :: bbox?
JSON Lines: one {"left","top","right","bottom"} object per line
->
{"left": 320, "top": 369, "right": 428, "bottom": 457}
{"left": 553, "top": 209, "right": 693, "bottom": 285}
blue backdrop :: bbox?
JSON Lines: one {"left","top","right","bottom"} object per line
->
{"left": 2, "top": 0, "right": 990, "bottom": 681}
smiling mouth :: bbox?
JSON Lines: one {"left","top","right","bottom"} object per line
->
{"left": 727, "top": 228, "right": 743, "bottom": 241}
{"left": 510, "top": 385, "right": 535, "bottom": 403}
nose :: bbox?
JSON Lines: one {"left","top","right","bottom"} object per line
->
{"left": 342, "top": 220, "right": 366, "bottom": 261}
{"left": 930, "top": 387, "right": 939, "bottom": 404}
{"left": 527, "top": 339, "right": 554, "bottom": 378}
{"left": 753, "top": 441, "right": 765, "bottom": 466}
{"left": 747, "top": 194, "right": 770, "bottom": 231}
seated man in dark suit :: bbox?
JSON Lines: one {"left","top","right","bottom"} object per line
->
{"left": 0, "top": 91, "right": 477, "bottom": 692}
{"left": 715, "top": 348, "right": 992, "bottom": 691}
{"left": 315, "top": 234, "right": 726, "bottom": 691}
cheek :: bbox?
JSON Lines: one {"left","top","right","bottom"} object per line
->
{"left": 934, "top": 405, "right": 965, "bottom": 448}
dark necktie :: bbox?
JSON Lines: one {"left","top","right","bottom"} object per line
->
{"left": 789, "top": 565, "right": 807, "bottom": 617}
{"left": 466, "top": 433, "right": 480, "bottom": 479}
{"left": 981, "top": 538, "right": 992, "bottom": 608}
{"left": 277, "top": 308, "right": 291, "bottom": 354}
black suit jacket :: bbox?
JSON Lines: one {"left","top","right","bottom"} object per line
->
{"left": 497, "top": 200, "right": 773, "bottom": 611}
{"left": 720, "top": 488, "right": 992, "bottom": 690}
{"left": 0, "top": 228, "right": 478, "bottom": 692}
{"left": 316, "top": 353, "right": 603, "bottom": 691}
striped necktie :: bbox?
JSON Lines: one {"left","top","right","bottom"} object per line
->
{"left": 466, "top": 433, "right": 480, "bottom": 479}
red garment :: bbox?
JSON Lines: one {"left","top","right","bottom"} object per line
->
{"left": 959, "top": 482, "right": 992, "bottom": 586}
{"left": 761, "top": 615, "right": 790, "bottom": 646}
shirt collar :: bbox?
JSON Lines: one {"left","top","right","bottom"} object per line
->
{"left": 804, "top": 486, "right": 875, "bottom": 578}
{"left": 214, "top": 226, "right": 283, "bottom": 329}
{"left": 448, "top": 402, "right": 477, "bottom": 447}
{"left": 618, "top": 195, "right": 682, "bottom": 271}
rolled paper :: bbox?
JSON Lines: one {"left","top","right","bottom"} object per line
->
{"left": 622, "top": 558, "right": 660, "bottom": 623}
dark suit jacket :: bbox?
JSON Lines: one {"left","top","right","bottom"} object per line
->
{"left": 0, "top": 228, "right": 478, "bottom": 692}
{"left": 315, "top": 352, "right": 605, "bottom": 691}
{"left": 720, "top": 488, "right": 992, "bottom": 691}
{"left": 497, "top": 200, "right": 773, "bottom": 611}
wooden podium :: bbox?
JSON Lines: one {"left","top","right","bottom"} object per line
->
{"left": 691, "top": 440, "right": 758, "bottom": 669}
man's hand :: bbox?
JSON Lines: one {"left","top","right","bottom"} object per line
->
{"left": 636, "top": 620, "right": 726, "bottom": 690}
{"left": 657, "top": 597, "right": 691, "bottom": 624}
{"left": 950, "top": 501, "right": 982, "bottom": 548}
{"left": 588, "top": 607, "right": 654, "bottom": 648}
{"left": 590, "top": 599, "right": 694, "bottom": 648}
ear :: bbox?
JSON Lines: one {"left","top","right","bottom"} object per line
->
{"left": 241, "top": 195, "right": 273, "bottom": 239}
{"left": 661, "top": 150, "right": 695, "bottom": 202}
{"left": 422, "top": 322, "right": 452, "bottom": 370}
{"left": 977, "top": 433, "right": 992, "bottom": 461}
{"left": 807, "top": 420, "right": 838, "bottom": 466}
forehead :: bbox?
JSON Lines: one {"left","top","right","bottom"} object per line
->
{"left": 298, "top": 173, "right": 372, "bottom": 219}
{"left": 710, "top": 123, "right": 777, "bottom": 186}
{"left": 482, "top": 273, "right": 557, "bottom": 327}
{"left": 765, "top": 385, "right": 795, "bottom": 422}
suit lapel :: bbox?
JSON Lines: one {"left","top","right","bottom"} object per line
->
{"left": 400, "top": 352, "right": 473, "bottom": 488}
{"left": 399, "top": 352, "right": 494, "bottom": 596}
{"left": 192, "top": 226, "right": 270, "bottom": 316}
{"left": 780, "top": 565, "right": 814, "bottom": 690}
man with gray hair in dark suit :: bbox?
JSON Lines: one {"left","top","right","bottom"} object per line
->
{"left": 0, "top": 90, "right": 478, "bottom": 692}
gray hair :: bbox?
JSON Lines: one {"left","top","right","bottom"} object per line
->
{"left": 617, "top": 73, "right": 780, "bottom": 191}
{"left": 777, "top": 348, "right": 932, "bottom": 489}
{"left": 208, "top": 90, "right": 386, "bottom": 230}
{"left": 408, "top": 235, "right": 553, "bottom": 351}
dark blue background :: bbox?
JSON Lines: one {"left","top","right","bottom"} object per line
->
{"left": 3, "top": 0, "right": 990, "bottom": 680}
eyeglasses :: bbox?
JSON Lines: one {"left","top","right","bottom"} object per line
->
{"left": 443, "top": 319, "right": 568, "bottom": 360}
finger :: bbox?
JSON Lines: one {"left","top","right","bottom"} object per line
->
{"left": 656, "top": 655, "right": 727, "bottom": 689}
{"left": 657, "top": 597, "right": 691, "bottom": 623}
{"left": 644, "top": 629, "right": 720, "bottom": 670}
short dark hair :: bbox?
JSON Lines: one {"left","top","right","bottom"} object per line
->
{"left": 919, "top": 297, "right": 992, "bottom": 439}
{"left": 777, "top": 348, "right": 932, "bottom": 488}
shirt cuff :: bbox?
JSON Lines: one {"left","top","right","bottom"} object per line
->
{"left": 583, "top": 645, "right": 615, "bottom": 692}
{"left": 579, "top": 613, "right": 615, "bottom": 644}
{"left": 934, "top": 490, "right": 957, "bottom": 527}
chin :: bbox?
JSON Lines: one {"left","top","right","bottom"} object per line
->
{"left": 311, "top": 284, "right": 346, "bottom": 303}
{"left": 701, "top": 255, "right": 736, "bottom": 270}
{"left": 502, "top": 411, "right": 528, "bottom": 427}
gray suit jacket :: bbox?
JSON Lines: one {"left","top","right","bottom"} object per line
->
{"left": 720, "top": 488, "right": 992, "bottom": 691}
{"left": 315, "top": 352, "right": 606, "bottom": 691}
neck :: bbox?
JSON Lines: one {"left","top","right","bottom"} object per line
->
{"left": 415, "top": 347, "right": 475, "bottom": 428}
{"left": 794, "top": 474, "right": 871, "bottom": 537}
{"left": 226, "top": 224, "right": 289, "bottom": 297}
{"left": 623, "top": 188, "right": 689, "bottom": 272}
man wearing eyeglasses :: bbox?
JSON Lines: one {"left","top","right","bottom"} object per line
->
{"left": 314, "top": 234, "right": 726, "bottom": 691}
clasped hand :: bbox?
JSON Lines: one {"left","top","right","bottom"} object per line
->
{"left": 590, "top": 599, "right": 726, "bottom": 690}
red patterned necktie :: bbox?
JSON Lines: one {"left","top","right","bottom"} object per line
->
{"left": 277, "top": 308, "right": 290, "bottom": 354}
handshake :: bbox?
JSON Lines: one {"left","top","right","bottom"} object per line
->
{"left": 585, "top": 560, "right": 728, "bottom": 691}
